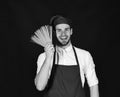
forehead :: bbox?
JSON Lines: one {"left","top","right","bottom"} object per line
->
{"left": 56, "top": 24, "right": 70, "bottom": 29}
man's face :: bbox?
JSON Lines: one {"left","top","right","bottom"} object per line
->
{"left": 55, "top": 24, "right": 72, "bottom": 46}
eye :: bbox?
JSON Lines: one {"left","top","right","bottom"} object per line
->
{"left": 65, "top": 28, "right": 70, "bottom": 32}
{"left": 56, "top": 29, "right": 61, "bottom": 33}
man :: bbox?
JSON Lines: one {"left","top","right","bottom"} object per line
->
{"left": 34, "top": 15, "right": 99, "bottom": 97}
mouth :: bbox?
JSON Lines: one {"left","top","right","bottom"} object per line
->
{"left": 60, "top": 36, "right": 68, "bottom": 40}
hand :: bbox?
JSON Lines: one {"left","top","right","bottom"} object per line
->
{"left": 44, "top": 43, "right": 55, "bottom": 58}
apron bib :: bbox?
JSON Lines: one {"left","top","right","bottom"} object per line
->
{"left": 44, "top": 47, "right": 86, "bottom": 97}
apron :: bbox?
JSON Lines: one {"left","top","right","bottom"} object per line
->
{"left": 44, "top": 46, "right": 86, "bottom": 97}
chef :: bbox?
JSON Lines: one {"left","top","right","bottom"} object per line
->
{"left": 34, "top": 15, "right": 99, "bottom": 97}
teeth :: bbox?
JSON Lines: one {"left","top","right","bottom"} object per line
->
{"left": 59, "top": 36, "right": 68, "bottom": 40}
{"left": 61, "top": 37, "right": 67, "bottom": 40}
{"left": 61, "top": 36, "right": 67, "bottom": 38}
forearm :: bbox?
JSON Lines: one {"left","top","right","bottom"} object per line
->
{"left": 90, "top": 84, "right": 99, "bottom": 97}
{"left": 35, "top": 57, "right": 52, "bottom": 91}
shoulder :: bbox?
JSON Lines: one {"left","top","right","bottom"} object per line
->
{"left": 74, "top": 46, "right": 90, "bottom": 57}
{"left": 74, "top": 46, "right": 95, "bottom": 67}
{"left": 38, "top": 52, "right": 46, "bottom": 58}
{"left": 73, "top": 46, "right": 93, "bottom": 64}
{"left": 37, "top": 52, "right": 46, "bottom": 62}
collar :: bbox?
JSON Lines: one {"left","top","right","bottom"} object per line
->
{"left": 64, "top": 43, "right": 73, "bottom": 52}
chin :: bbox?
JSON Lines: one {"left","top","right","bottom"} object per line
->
{"left": 61, "top": 40, "right": 69, "bottom": 46}
{"left": 57, "top": 38, "right": 70, "bottom": 46}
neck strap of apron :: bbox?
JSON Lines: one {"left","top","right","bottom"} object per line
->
{"left": 72, "top": 46, "right": 80, "bottom": 66}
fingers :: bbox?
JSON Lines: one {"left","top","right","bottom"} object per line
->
{"left": 44, "top": 43, "right": 55, "bottom": 57}
{"left": 44, "top": 43, "right": 54, "bottom": 52}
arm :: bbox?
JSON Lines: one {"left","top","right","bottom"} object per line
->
{"left": 34, "top": 44, "right": 54, "bottom": 91}
{"left": 84, "top": 52, "right": 99, "bottom": 97}
{"left": 90, "top": 84, "right": 99, "bottom": 97}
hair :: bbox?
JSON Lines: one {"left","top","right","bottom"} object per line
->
{"left": 50, "top": 15, "right": 72, "bottom": 30}
{"left": 49, "top": 15, "right": 72, "bottom": 46}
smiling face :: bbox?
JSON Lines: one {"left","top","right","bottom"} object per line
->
{"left": 55, "top": 23, "right": 73, "bottom": 46}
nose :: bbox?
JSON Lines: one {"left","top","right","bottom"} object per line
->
{"left": 61, "top": 31, "right": 66, "bottom": 36}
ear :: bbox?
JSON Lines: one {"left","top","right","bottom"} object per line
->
{"left": 70, "top": 28, "right": 73, "bottom": 35}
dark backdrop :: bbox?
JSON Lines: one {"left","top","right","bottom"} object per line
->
{"left": 2, "top": 0, "right": 120, "bottom": 97}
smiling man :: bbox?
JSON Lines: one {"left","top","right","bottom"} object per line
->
{"left": 34, "top": 15, "right": 99, "bottom": 97}
{"left": 56, "top": 23, "right": 71, "bottom": 44}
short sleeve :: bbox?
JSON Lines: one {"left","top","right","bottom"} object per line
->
{"left": 36, "top": 53, "right": 46, "bottom": 74}
{"left": 84, "top": 52, "right": 99, "bottom": 87}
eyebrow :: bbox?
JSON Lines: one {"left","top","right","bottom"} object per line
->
{"left": 56, "top": 27, "right": 70, "bottom": 30}
{"left": 65, "top": 27, "right": 70, "bottom": 30}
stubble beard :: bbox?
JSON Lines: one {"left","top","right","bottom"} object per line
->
{"left": 59, "top": 38, "right": 70, "bottom": 47}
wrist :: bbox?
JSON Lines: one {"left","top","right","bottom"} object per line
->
{"left": 46, "top": 54, "right": 53, "bottom": 61}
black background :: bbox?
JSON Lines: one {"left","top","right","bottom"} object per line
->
{"left": 1, "top": 0, "right": 120, "bottom": 97}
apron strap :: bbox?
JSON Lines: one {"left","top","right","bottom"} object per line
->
{"left": 53, "top": 48, "right": 56, "bottom": 66}
{"left": 72, "top": 46, "right": 80, "bottom": 66}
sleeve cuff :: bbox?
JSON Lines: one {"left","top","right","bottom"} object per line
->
{"left": 88, "top": 79, "right": 99, "bottom": 87}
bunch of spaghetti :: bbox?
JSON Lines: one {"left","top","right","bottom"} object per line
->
{"left": 31, "top": 25, "right": 52, "bottom": 47}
